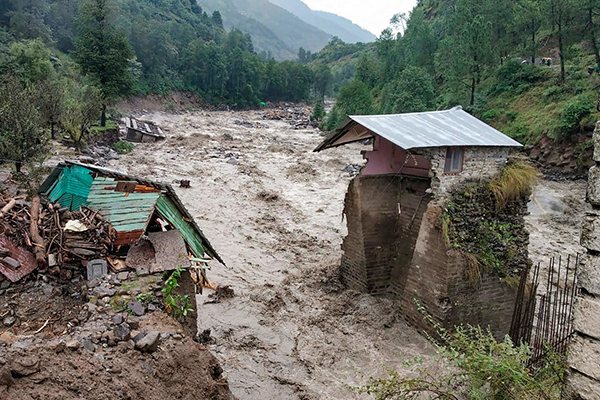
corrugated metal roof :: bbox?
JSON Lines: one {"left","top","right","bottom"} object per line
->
{"left": 44, "top": 164, "right": 94, "bottom": 210}
{"left": 314, "top": 107, "right": 522, "bottom": 152}
{"left": 87, "top": 177, "right": 160, "bottom": 240}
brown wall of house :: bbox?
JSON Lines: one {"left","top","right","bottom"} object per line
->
{"left": 340, "top": 175, "right": 431, "bottom": 296}
{"left": 399, "top": 203, "right": 517, "bottom": 338}
{"left": 340, "top": 178, "right": 368, "bottom": 292}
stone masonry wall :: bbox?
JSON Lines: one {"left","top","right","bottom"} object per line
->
{"left": 399, "top": 203, "right": 518, "bottom": 339}
{"left": 563, "top": 123, "right": 600, "bottom": 399}
{"left": 418, "top": 147, "right": 511, "bottom": 198}
{"left": 340, "top": 175, "right": 431, "bottom": 296}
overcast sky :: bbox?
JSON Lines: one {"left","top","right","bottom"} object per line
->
{"left": 302, "top": 0, "right": 418, "bottom": 37}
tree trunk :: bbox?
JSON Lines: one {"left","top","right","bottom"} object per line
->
{"left": 50, "top": 120, "right": 56, "bottom": 140}
{"left": 558, "top": 23, "right": 565, "bottom": 83}
{"left": 15, "top": 161, "right": 22, "bottom": 173}
{"left": 531, "top": 19, "right": 536, "bottom": 64}
{"left": 589, "top": 8, "right": 600, "bottom": 68}
{"left": 101, "top": 103, "right": 107, "bottom": 127}
{"left": 470, "top": 76, "right": 476, "bottom": 107}
{"left": 30, "top": 196, "right": 46, "bottom": 266}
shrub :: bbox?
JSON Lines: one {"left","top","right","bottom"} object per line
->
{"left": 558, "top": 95, "right": 594, "bottom": 137}
{"left": 488, "top": 161, "right": 538, "bottom": 210}
{"left": 113, "top": 140, "right": 134, "bottom": 154}
{"left": 481, "top": 109, "right": 501, "bottom": 122}
{"left": 358, "top": 316, "right": 566, "bottom": 400}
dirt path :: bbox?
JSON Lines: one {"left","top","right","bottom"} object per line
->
{"left": 110, "top": 110, "right": 436, "bottom": 399}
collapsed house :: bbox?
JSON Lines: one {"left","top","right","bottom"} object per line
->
{"left": 125, "top": 117, "right": 166, "bottom": 143}
{"left": 315, "top": 106, "right": 525, "bottom": 337}
{"left": 37, "top": 161, "right": 223, "bottom": 285}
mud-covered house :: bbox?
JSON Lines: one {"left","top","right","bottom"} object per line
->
{"left": 315, "top": 106, "right": 529, "bottom": 337}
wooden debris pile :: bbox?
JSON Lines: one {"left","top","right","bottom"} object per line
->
{"left": 262, "top": 105, "right": 317, "bottom": 129}
{"left": 0, "top": 193, "right": 116, "bottom": 282}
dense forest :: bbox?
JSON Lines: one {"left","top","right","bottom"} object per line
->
{"left": 323, "top": 0, "right": 600, "bottom": 150}
{"left": 0, "top": 0, "right": 338, "bottom": 168}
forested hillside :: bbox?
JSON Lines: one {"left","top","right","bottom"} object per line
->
{"left": 0, "top": 0, "right": 335, "bottom": 169}
{"left": 323, "top": 0, "right": 600, "bottom": 156}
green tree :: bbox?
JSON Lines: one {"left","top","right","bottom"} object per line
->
{"left": 380, "top": 66, "right": 436, "bottom": 114}
{"left": 63, "top": 84, "right": 102, "bottom": 149}
{"left": 35, "top": 78, "right": 66, "bottom": 139}
{"left": 435, "top": 0, "right": 494, "bottom": 106}
{"left": 310, "top": 98, "right": 325, "bottom": 122}
{"left": 211, "top": 11, "right": 223, "bottom": 28}
{"left": 0, "top": 75, "right": 46, "bottom": 172}
{"left": 73, "top": 0, "right": 135, "bottom": 126}
{"left": 6, "top": 39, "right": 54, "bottom": 84}
{"left": 513, "top": 0, "right": 543, "bottom": 64}
{"left": 546, "top": 0, "right": 576, "bottom": 83}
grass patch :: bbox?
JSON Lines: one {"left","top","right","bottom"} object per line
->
{"left": 90, "top": 120, "right": 118, "bottom": 133}
{"left": 488, "top": 161, "right": 538, "bottom": 210}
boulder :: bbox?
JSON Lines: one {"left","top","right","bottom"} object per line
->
{"left": 134, "top": 331, "right": 160, "bottom": 353}
{"left": 587, "top": 166, "right": 600, "bottom": 206}
{"left": 10, "top": 356, "right": 40, "bottom": 377}
{"left": 581, "top": 212, "right": 600, "bottom": 252}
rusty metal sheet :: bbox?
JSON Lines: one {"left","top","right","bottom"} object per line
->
{"left": 0, "top": 236, "right": 38, "bottom": 282}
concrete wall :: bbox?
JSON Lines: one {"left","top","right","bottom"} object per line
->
{"left": 564, "top": 123, "right": 600, "bottom": 399}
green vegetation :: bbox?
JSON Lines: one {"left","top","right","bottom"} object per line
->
{"left": 322, "top": 0, "right": 600, "bottom": 149}
{"left": 113, "top": 140, "right": 134, "bottom": 154}
{"left": 488, "top": 162, "right": 538, "bottom": 210}
{"left": 359, "top": 308, "right": 566, "bottom": 399}
{"left": 162, "top": 268, "right": 194, "bottom": 320}
{"left": 442, "top": 162, "right": 536, "bottom": 280}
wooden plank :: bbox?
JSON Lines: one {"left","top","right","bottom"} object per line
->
{"left": 126, "top": 117, "right": 131, "bottom": 128}
{"left": 132, "top": 118, "right": 138, "bottom": 130}
{"left": 114, "top": 230, "right": 144, "bottom": 245}
{"left": 157, "top": 127, "right": 164, "bottom": 137}
{"left": 144, "top": 123, "right": 151, "bottom": 133}
{"left": 103, "top": 212, "right": 152, "bottom": 224}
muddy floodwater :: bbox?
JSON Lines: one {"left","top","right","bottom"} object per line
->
{"left": 109, "top": 110, "right": 437, "bottom": 399}
{"left": 107, "top": 109, "right": 588, "bottom": 399}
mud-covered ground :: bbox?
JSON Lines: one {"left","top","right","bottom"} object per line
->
{"left": 108, "top": 110, "right": 437, "bottom": 399}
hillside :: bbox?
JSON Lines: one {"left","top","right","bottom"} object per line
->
{"left": 320, "top": 0, "right": 600, "bottom": 176}
{"left": 197, "top": 0, "right": 332, "bottom": 59}
{"left": 269, "top": 0, "right": 376, "bottom": 44}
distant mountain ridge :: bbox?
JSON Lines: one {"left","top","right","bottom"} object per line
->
{"left": 197, "top": 0, "right": 375, "bottom": 60}
{"left": 269, "top": 0, "right": 376, "bottom": 44}
{"left": 197, "top": 0, "right": 332, "bottom": 59}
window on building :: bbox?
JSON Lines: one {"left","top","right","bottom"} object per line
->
{"left": 444, "top": 147, "right": 464, "bottom": 174}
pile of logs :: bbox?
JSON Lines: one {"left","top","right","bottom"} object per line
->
{"left": 0, "top": 193, "right": 116, "bottom": 282}
{"left": 262, "top": 106, "right": 317, "bottom": 129}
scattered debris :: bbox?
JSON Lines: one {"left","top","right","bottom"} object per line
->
{"left": 125, "top": 117, "right": 166, "bottom": 143}
{"left": 262, "top": 105, "right": 317, "bottom": 129}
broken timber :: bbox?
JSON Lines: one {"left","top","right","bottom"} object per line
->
{"left": 125, "top": 117, "right": 165, "bottom": 143}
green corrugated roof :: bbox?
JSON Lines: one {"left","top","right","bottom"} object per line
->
{"left": 156, "top": 194, "right": 205, "bottom": 258}
{"left": 87, "top": 177, "right": 159, "bottom": 233}
{"left": 43, "top": 164, "right": 94, "bottom": 211}
{"left": 38, "top": 161, "right": 225, "bottom": 265}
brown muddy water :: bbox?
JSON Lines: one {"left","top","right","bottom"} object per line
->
{"left": 104, "top": 109, "right": 588, "bottom": 399}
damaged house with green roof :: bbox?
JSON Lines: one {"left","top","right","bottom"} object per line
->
{"left": 39, "top": 161, "right": 224, "bottom": 291}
